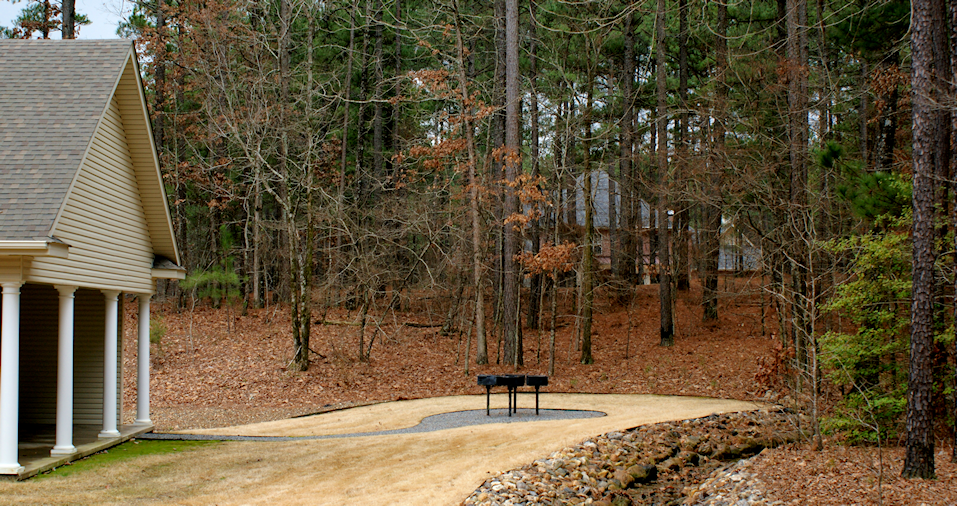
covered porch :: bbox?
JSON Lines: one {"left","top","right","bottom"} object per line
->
{"left": 1, "top": 39, "right": 185, "bottom": 480}
{"left": 13, "top": 422, "right": 153, "bottom": 480}
{"left": 0, "top": 283, "right": 154, "bottom": 479}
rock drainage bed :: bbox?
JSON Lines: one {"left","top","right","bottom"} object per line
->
{"left": 463, "top": 407, "right": 804, "bottom": 506}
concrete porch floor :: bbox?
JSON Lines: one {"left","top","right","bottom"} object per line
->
{"left": 9, "top": 422, "right": 154, "bottom": 480}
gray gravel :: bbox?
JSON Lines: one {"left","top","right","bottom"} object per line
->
{"left": 138, "top": 408, "right": 605, "bottom": 442}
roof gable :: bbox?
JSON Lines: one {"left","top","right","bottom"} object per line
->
{"left": 0, "top": 40, "right": 130, "bottom": 241}
{"left": 0, "top": 39, "right": 180, "bottom": 266}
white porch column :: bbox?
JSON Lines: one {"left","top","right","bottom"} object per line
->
{"left": 136, "top": 294, "right": 151, "bottom": 424}
{"left": 0, "top": 282, "right": 23, "bottom": 474}
{"left": 99, "top": 290, "right": 120, "bottom": 438}
{"left": 52, "top": 285, "right": 78, "bottom": 456}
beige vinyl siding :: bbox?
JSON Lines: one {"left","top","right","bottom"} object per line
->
{"left": 28, "top": 95, "right": 155, "bottom": 294}
{"left": 16, "top": 285, "right": 121, "bottom": 425}
{"left": 74, "top": 287, "right": 121, "bottom": 424}
{"left": 114, "top": 56, "right": 177, "bottom": 262}
{"left": 0, "top": 256, "right": 22, "bottom": 282}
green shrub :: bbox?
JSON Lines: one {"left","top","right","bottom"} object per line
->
{"left": 180, "top": 224, "right": 243, "bottom": 308}
{"left": 820, "top": 214, "right": 911, "bottom": 443}
{"left": 180, "top": 267, "right": 241, "bottom": 307}
{"left": 150, "top": 316, "right": 167, "bottom": 345}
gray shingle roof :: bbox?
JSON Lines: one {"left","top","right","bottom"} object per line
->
{"left": 0, "top": 39, "right": 134, "bottom": 241}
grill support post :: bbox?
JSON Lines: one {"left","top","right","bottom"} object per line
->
{"left": 477, "top": 374, "right": 548, "bottom": 416}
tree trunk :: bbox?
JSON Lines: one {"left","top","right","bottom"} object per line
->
{"left": 41, "top": 0, "right": 50, "bottom": 39}
{"left": 173, "top": 68, "right": 188, "bottom": 309}
{"left": 303, "top": 0, "right": 317, "bottom": 365}
{"left": 354, "top": 0, "right": 374, "bottom": 201}
{"left": 372, "top": 0, "right": 385, "bottom": 181}
{"left": 391, "top": 0, "right": 402, "bottom": 179}
{"left": 502, "top": 0, "right": 522, "bottom": 368}
{"left": 656, "top": 0, "right": 673, "bottom": 347}
{"left": 932, "top": 0, "right": 952, "bottom": 437}
{"left": 581, "top": 62, "right": 595, "bottom": 364}
{"left": 902, "top": 0, "right": 939, "bottom": 480}
{"left": 786, "top": 0, "right": 810, "bottom": 371}
{"left": 279, "top": 0, "right": 308, "bottom": 372}
{"left": 650, "top": 124, "right": 658, "bottom": 277}
{"left": 527, "top": 18, "right": 542, "bottom": 330}
{"left": 608, "top": 168, "right": 618, "bottom": 277}
{"left": 860, "top": 60, "right": 869, "bottom": 165}
{"left": 252, "top": 167, "right": 263, "bottom": 308}
{"left": 151, "top": 0, "right": 166, "bottom": 157}
{"left": 618, "top": 12, "right": 638, "bottom": 286}
{"left": 61, "top": 0, "right": 74, "bottom": 39}
{"left": 564, "top": 101, "right": 578, "bottom": 228}
{"left": 340, "top": 1, "right": 358, "bottom": 202}
{"left": 549, "top": 203, "right": 561, "bottom": 376}
{"left": 815, "top": 0, "right": 831, "bottom": 145}
{"left": 674, "top": 0, "right": 690, "bottom": 291}
{"left": 492, "top": 0, "right": 507, "bottom": 355}
{"left": 951, "top": 0, "right": 957, "bottom": 463}
{"left": 703, "top": 0, "right": 727, "bottom": 322}
{"left": 358, "top": 293, "right": 369, "bottom": 361}
{"left": 873, "top": 62, "right": 900, "bottom": 172}
{"left": 452, "top": 0, "right": 487, "bottom": 365}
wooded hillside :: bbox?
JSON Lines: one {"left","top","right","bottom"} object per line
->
{"left": 5, "top": 0, "right": 956, "bottom": 481}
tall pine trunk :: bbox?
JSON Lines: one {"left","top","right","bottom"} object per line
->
{"left": 656, "top": 0, "right": 674, "bottom": 347}
{"left": 703, "top": 0, "right": 727, "bottom": 322}
{"left": 619, "top": 13, "right": 638, "bottom": 286}
{"left": 951, "top": 0, "right": 957, "bottom": 463}
{"left": 527, "top": 19, "right": 542, "bottom": 330}
{"left": 502, "top": 0, "right": 522, "bottom": 368}
{"left": 61, "top": 0, "right": 74, "bottom": 39}
{"left": 372, "top": 0, "right": 385, "bottom": 180}
{"left": 491, "top": 0, "right": 507, "bottom": 356}
{"left": 452, "top": 0, "right": 488, "bottom": 365}
{"left": 786, "top": 0, "right": 810, "bottom": 372}
{"left": 581, "top": 55, "right": 595, "bottom": 364}
{"left": 674, "top": 0, "right": 690, "bottom": 291}
{"left": 902, "top": 0, "right": 943, "bottom": 480}
{"left": 391, "top": 0, "right": 403, "bottom": 179}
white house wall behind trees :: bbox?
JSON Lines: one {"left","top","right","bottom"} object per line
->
{"left": 566, "top": 170, "right": 760, "bottom": 272}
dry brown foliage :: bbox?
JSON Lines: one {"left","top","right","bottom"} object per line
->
{"left": 752, "top": 444, "right": 957, "bottom": 505}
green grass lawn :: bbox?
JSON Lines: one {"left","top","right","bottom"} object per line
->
{"left": 39, "top": 440, "right": 219, "bottom": 479}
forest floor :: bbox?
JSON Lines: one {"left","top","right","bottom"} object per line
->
{"left": 116, "top": 275, "right": 957, "bottom": 504}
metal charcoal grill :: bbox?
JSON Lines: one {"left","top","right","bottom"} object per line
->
{"left": 476, "top": 374, "right": 548, "bottom": 416}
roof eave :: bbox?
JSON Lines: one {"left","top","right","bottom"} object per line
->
{"left": 151, "top": 267, "right": 186, "bottom": 280}
{"left": 0, "top": 240, "right": 69, "bottom": 258}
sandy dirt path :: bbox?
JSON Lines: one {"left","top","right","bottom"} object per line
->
{"left": 2, "top": 394, "right": 759, "bottom": 506}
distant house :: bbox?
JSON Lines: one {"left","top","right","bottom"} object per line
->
{"left": 717, "top": 221, "right": 762, "bottom": 272}
{"left": 570, "top": 170, "right": 762, "bottom": 275}
{"left": 572, "top": 170, "right": 651, "bottom": 267}
{"left": 0, "top": 40, "right": 184, "bottom": 478}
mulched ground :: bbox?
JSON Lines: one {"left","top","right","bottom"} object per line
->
{"left": 751, "top": 443, "right": 957, "bottom": 505}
